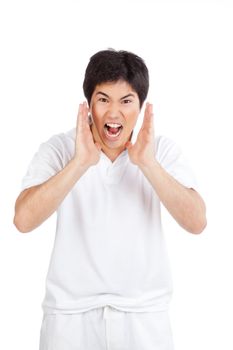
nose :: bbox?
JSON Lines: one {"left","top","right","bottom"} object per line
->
{"left": 106, "top": 102, "right": 123, "bottom": 120}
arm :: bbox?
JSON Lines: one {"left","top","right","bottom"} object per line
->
{"left": 14, "top": 102, "right": 101, "bottom": 233}
{"left": 139, "top": 161, "right": 206, "bottom": 234}
{"left": 126, "top": 103, "right": 207, "bottom": 234}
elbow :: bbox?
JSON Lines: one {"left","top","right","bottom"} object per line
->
{"left": 190, "top": 221, "right": 207, "bottom": 234}
{"left": 14, "top": 188, "right": 38, "bottom": 233}
{"left": 188, "top": 216, "right": 207, "bottom": 235}
{"left": 187, "top": 191, "right": 207, "bottom": 234}
{"left": 13, "top": 212, "right": 33, "bottom": 233}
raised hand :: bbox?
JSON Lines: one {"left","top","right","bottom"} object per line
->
{"left": 74, "top": 102, "right": 102, "bottom": 168}
{"left": 125, "top": 103, "right": 155, "bottom": 168}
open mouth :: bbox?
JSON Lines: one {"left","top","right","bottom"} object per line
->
{"left": 104, "top": 123, "right": 123, "bottom": 139}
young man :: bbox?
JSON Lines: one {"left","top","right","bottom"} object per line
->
{"left": 14, "top": 49, "right": 206, "bottom": 350}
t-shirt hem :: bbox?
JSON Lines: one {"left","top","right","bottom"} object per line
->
{"left": 41, "top": 295, "right": 172, "bottom": 314}
{"left": 42, "top": 303, "right": 170, "bottom": 314}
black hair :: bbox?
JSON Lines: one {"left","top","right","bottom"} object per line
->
{"left": 83, "top": 49, "right": 149, "bottom": 108}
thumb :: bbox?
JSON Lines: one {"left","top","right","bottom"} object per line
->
{"left": 95, "top": 142, "right": 102, "bottom": 152}
{"left": 125, "top": 141, "right": 133, "bottom": 150}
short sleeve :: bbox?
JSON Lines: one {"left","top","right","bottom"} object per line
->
{"left": 155, "top": 136, "right": 198, "bottom": 190}
{"left": 21, "top": 134, "right": 66, "bottom": 190}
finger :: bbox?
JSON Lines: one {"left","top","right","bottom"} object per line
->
{"left": 77, "top": 102, "right": 89, "bottom": 133}
{"left": 125, "top": 141, "right": 133, "bottom": 150}
{"left": 83, "top": 102, "right": 93, "bottom": 129}
{"left": 82, "top": 101, "right": 89, "bottom": 122}
{"left": 148, "top": 104, "right": 154, "bottom": 130}
{"left": 145, "top": 102, "right": 153, "bottom": 119}
{"left": 142, "top": 103, "right": 154, "bottom": 130}
{"left": 77, "top": 103, "right": 84, "bottom": 132}
{"left": 95, "top": 142, "right": 102, "bottom": 152}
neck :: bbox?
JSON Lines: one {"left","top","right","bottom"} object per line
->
{"left": 102, "top": 145, "right": 126, "bottom": 162}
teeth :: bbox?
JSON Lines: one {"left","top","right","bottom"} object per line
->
{"left": 106, "top": 123, "right": 122, "bottom": 128}
{"left": 104, "top": 124, "right": 123, "bottom": 138}
{"left": 106, "top": 128, "right": 122, "bottom": 137}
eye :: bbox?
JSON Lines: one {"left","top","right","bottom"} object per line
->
{"left": 122, "top": 99, "right": 132, "bottom": 104}
{"left": 99, "top": 97, "right": 108, "bottom": 103}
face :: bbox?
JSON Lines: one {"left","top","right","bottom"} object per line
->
{"left": 89, "top": 80, "right": 141, "bottom": 156}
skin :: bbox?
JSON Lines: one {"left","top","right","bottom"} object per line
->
{"left": 13, "top": 80, "right": 207, "bottom": 234}
{"left": 89, "top": 80, "right": 141, "bottom": 162}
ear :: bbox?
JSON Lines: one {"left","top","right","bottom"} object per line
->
{"left": 88, "top": 114, "right": 93, "bottom": 125}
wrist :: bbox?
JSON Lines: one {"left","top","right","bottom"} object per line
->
{"left": 138, "top": 158, "right": 160, "bottom": 173}
{"left": 69, "top": 157, "right": 90, "bottom": 174}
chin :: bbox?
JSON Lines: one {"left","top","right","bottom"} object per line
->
{"left": 104, "top": 140, "right": 125, "bottom": 150}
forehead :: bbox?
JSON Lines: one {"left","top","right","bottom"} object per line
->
{"left": 93, "top": 80, "right": 137, "bottom": 97}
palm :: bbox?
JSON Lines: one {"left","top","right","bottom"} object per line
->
{"left": 75, "top": 102, "right": 101, "bottom": 167}
{"left": 126, "top": 103, "right": 155, "bottom": 167}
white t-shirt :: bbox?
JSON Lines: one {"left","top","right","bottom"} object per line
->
{"left": 22, "top": 129, "right": 197, "bottom": 314}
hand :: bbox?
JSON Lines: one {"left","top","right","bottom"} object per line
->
{"left": 74, "top": 102, "right": 101, "bottom": 168}
{"left": 126, "top": 103, "right": 155, "bottom": 168}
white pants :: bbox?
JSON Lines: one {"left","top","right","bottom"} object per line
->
{"left": 39, "top": 306, "right": 174, "bottom": 350}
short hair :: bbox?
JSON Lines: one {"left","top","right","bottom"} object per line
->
{"left": 83, "top": 49, "right": 149, "bottom": 108}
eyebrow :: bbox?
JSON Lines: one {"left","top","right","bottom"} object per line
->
{"left": 95, "top": 91, "right": 136, "bottom": 100}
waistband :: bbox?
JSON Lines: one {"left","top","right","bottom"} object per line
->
{"left": 103, "top": 305, "right": 124, "bottom": 320}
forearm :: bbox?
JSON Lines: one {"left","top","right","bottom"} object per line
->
{"left": 14, "top": 159, "right": 88, "bottom": 233}
{"left": 139, "top": 160, "right": 207, "bottom": 234}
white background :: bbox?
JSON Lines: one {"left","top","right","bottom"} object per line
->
{"left": 1, "top": 0, "right": 233, "bottom": 349}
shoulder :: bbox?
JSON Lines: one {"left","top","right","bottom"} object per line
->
{"left": 44, "top": 128, "right": 75, "bottom": 147}
{"left": 41, "top": 128, "right": 75, "bottom": 152}
{"left": 36, "top": 128, "right": 75, "bottom": 163}
{"left": 155, "top": 135, "right": 181, "bottom": 160}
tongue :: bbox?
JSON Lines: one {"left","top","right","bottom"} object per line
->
{"left": 108, "top": 127, "right": 119, "bottom": 134}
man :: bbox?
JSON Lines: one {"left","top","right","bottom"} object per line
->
{"left": 14, "top": 49, "right": 206, "bottom": 350}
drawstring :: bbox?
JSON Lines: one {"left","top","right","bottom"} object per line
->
{"left": 103, "top": 306, "right": 111, "bottom": 349}
{"left": 103, "top": 305, "right": 110, "bottom": 320}
{"left": 103, "top": 305, "right": 126, "bottom": 349}
{"left": 103, "top": 305, "right": 121, "bottom": 320}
